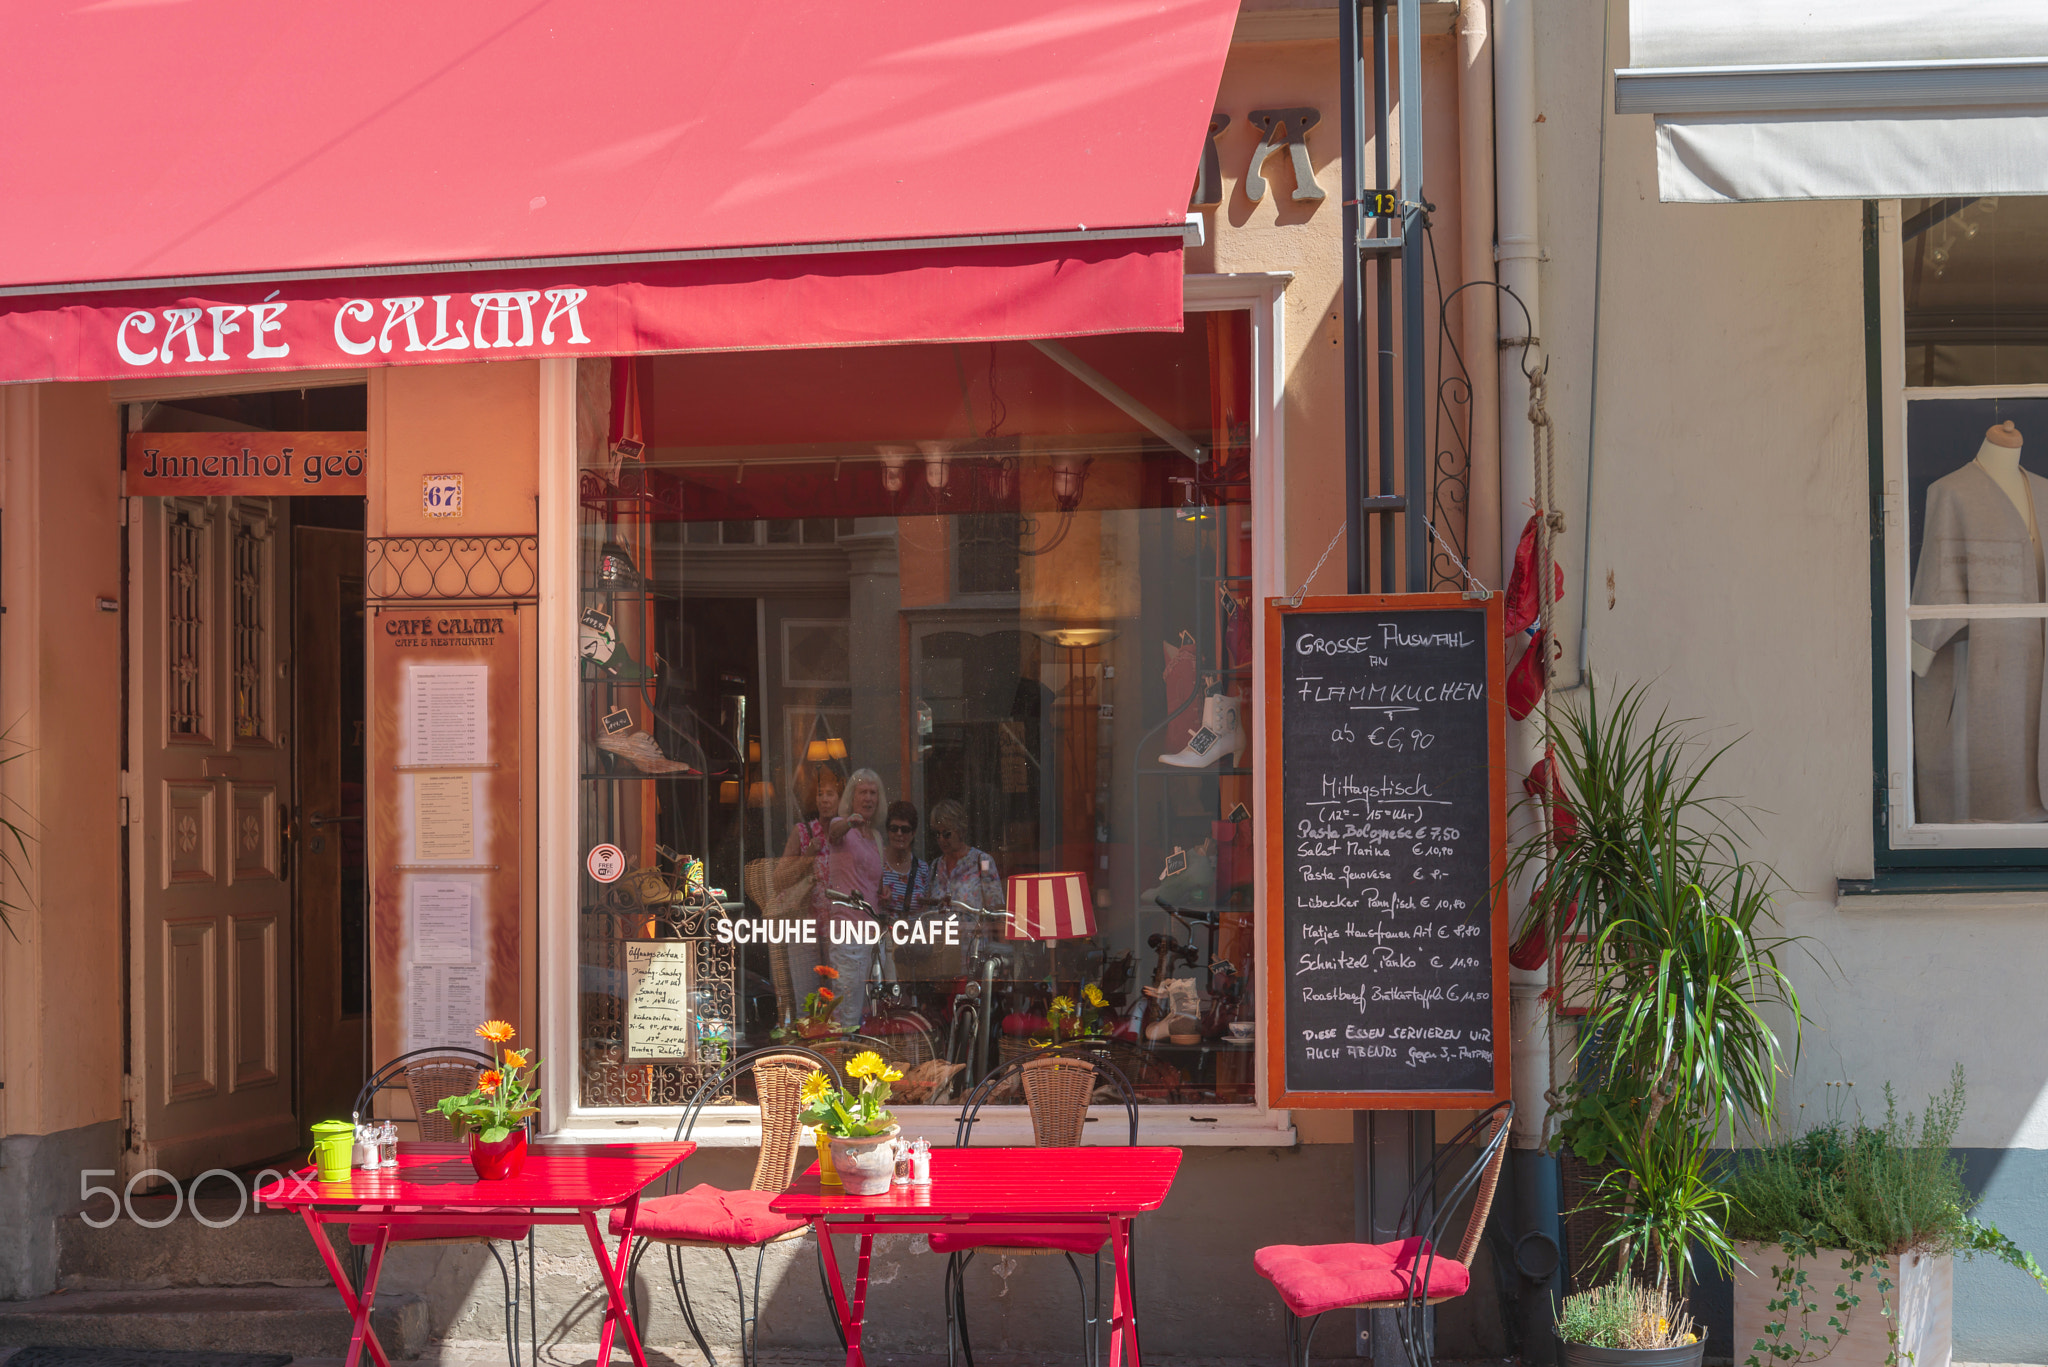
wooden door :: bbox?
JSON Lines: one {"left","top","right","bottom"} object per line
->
{"left": 294, "top": 527, "right": 367, "bottom": 1141}
{"left": 128, "top": 496, "right": 296, "bottom": 1179}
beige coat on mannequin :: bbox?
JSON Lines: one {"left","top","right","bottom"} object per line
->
{"left": 1912, "top": 459, "right": 2048, "bottom": 823}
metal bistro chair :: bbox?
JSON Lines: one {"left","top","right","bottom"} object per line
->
{"left": 1254, "top": 1099, "right": 1514, "bottom": 1367}
{"left": 621, "top": 1045, "right": 843, "bottom": 1367}
{"left": 934, "top": 1043, "right": 1141, "bottom": 1367}
{"left": 350, "top": 1047, "right": 536, "bottom": 1367}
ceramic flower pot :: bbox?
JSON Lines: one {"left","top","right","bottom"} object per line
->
{"left": 468, "top": 1128, "right": 528, "bottom": 1180}
{"left": 828, "top": 1126, "right": 901, "bottom": 1196}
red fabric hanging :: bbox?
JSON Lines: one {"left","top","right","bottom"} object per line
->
{"left": 1506, "top": 630, "right": 1550, "bottom": 720}
{"left": 1503, "top": 513, "right": 1565, "bottom": 637}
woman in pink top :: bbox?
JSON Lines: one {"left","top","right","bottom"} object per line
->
{"left": 798, "top": 767, "right": 887, "bottom": 1030}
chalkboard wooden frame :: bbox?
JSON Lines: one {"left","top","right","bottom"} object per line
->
{"left": 1262, "top": 593, "right": 1510, "bottom": 1110}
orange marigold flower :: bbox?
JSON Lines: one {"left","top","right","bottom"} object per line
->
{"left": 476, "top": 1020, "right": 516, "bottom": 1044}
{"left": 818, "top": 987, "right": 837, "bottom": 1001}
{"left": 478, "top": 1069, "right": 504, "bottom": 1092}
{"left": 814, "top": 965, "right": 840, "bottom": 979}
{"left": 501, "top": 1049, "right": 528, "bottom": 1069}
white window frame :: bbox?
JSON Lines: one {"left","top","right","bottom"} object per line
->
{"left": 1879, "top": 199, "right": 2048, "bottom": 850}
{"left": 538, "top": 272, "right": 1299, "bottom": 1145}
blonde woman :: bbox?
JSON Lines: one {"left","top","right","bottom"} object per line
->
{"left": 790, "top": 767, "right": 887, "bottom": 1030}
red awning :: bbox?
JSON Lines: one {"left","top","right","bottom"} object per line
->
{"left": 0, "top": 0, "right": 1236, "bottom": 384}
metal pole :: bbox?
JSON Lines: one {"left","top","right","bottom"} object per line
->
{"left": 1373, "top": 0, "right": 1397, "bottom": 594}
{"left": 1398, "top": 0, "right": 1428, "bottom": 593}
{"left": 1341, "top": 0, "right": 1366, "bottom": 599}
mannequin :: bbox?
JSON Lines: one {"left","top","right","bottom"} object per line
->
{"left": 1910, "top": 420, "right": 2048, "bottom": 822}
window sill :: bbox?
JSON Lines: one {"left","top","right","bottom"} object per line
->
{"left": 550, "top": 1105, "right": 1297, "bottom": 1148}
{"left": 1840, "top": 869, "right": 2048, "bottom": 896}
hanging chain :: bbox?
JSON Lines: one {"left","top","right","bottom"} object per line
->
{"left": 1279, "top": 519, "right": 1348, "bottom": 606}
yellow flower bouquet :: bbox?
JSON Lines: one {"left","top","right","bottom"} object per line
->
{"left": 801, "top": 1051, "right": 905, "bottom": 1195}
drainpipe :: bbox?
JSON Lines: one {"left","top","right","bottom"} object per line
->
{"left": 1458, "top": 0, "right": 1501, "bottom": 587}
{"left": 1494, "top": 0, "right": 1566, "bottom": 1356}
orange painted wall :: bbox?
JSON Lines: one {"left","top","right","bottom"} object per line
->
{"left": 0, "top": 381, "right": 125, "bottom": 1139}
{"left": 369, "top": 361, "right": 539, "bottom": 538}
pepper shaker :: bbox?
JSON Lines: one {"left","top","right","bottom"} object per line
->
{"left": 892, "top": 1137, "right": 912, "bottom": 1187}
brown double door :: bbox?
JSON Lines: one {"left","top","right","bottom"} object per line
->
{"left": 127, "top": 497, "right": 366, "bottom": 1179}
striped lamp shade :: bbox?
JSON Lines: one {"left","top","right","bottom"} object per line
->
{"left": 1004, "top": 872, "right": 1096, "bottom": 941}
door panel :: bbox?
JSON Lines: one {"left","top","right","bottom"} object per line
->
{"left": 294, "top": 527, "right": 368, "bottom": 1142}
{"left": 131, "top": 496, "right": 297, "bottom": 1179}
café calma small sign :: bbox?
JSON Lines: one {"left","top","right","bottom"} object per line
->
{"left": 125, "top": 432, "right": 367, "bottom": 497}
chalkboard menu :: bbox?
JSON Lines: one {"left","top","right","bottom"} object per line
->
{"left": 1263, "top": 594, "right": 1509, "bottom": 1108}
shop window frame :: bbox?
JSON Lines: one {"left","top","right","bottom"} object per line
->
{"left": 538, "top": 274, "right": 1301, "bottom": 1142}
{"left": 1866, "top": 200, "right": 2048, "bottom": 883}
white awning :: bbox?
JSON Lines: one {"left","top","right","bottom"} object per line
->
{"left": 1619, "top": 0, "right": 2048, "bottom": 203}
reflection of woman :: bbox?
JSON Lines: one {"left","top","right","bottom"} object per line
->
{"left": 776, "top": 767, "right": 842, "bottom": 892}
{"left": 878, "top": 800, "right": 931, "bottom": 920}
{"left": 928, "top": 800, "right": 1005, "bottom": 967}
{"left": 769, "top": 767, "right": 841, "bottom": 1025}
{"left": 928, "top": 800, "right": 1004, "bottom": 913}
{"left": 811, "top": 769, "right": 887, "bottom": 1029}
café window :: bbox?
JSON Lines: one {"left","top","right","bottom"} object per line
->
{"left": 573, "top": 315, "right": 1261, "bottom": 1108}
{"left": 1883, "top": 198, "right": 2048, "bottom": 853}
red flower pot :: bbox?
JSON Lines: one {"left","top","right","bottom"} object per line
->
{"left": 468, "top": 1128, "right": 527, "bottom": 1180}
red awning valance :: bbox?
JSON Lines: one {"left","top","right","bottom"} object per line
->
{"left": 0, "top": 0, "right": 1235, "bottom": 383}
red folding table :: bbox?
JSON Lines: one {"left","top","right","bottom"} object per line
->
{"left": 256, "top": 1141, "right": 694, "bottom": 1367}
{"left": 771, "top": 1146, "right": 1182, "bottom": 1367}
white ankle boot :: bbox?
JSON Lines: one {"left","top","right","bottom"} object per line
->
{"left": 1160, "top": 693, "right": 1245, "bottom": 768}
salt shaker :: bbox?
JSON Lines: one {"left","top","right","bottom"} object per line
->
{"left": 910, "top": 1137, "right": 933, "bottom": 1185}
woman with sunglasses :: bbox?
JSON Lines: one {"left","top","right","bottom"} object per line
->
{"left": 877, "top": 800, "right": 931, "bottom": 921}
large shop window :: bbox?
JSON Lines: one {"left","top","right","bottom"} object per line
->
{"left": 575, "top": 314, "right": 1259, "bottom": 1108}
{"left": 1881, "top": 198, "right": 2048, "bottom": 856}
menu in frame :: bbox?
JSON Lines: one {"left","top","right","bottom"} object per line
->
{"left": 1263, "top": 593, "right": 1510, "bottom": 1109}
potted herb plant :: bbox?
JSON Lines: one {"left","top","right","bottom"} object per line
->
{"left": 434, "top": 1020, "right": 541, "bottom": 1179}
{"left": 1507, "top": 687, "right": 1805, "bottom": 1365}
{"left": 1555, "top": 1280, "right": 1702, "bottom": 1367}
{"left": 799, "top": 1050, "right": 903, "bottom": 1195}
{"left": 1727, "top": 1066, "right": 2048, "bottom": 1367}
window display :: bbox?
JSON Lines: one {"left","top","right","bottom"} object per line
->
{"left": 575, "top": 316, "right": 1259, "bottom": 1108}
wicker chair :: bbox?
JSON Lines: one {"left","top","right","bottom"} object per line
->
{"left": 936, "top": 1044, "right": 1141, "bottom": 1367}
{"left": 350, "top": 1048, "right": 535, "bottom": 1367}
{"left": 620, "top": 1046, "right": 842, "bottom": 1367}
{"left": 1254, "top": 1100, "right": 1514, "bottom": 1367}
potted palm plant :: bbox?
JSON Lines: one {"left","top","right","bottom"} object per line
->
{"left": 1509, "top": 687, "right": 1804, "bottom": 1367}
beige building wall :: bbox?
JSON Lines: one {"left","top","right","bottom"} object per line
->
{"left": 1533, "top": 0, "right": 2048, "bottom": 1163}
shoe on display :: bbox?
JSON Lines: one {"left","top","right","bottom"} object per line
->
{"left": 579, "top": 612, "right": 656, "bottom": 681}
{"left": 597, "top": 540, "right": 642, "bottom": 590}
{"left": 599, "top": 730, "right": 698, "bottom": 774}
{"left": 1159, "top": 692, "right": 1245, "bottom": 768}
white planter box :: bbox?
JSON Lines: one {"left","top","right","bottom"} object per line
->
{"left": 1731, "top": 1241, "right": 1952, "bottom": 1367}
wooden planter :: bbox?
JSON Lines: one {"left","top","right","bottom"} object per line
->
{"left": 1732, "top": 1241, "right": 1952, "bottom": 1367}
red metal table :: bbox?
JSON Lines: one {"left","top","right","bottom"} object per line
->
{"left": 771, "top": 1146, "right": 1182, "bottom": 1367}
{"left": 256, "top": 1141, "right": 693, "bottom": 1367}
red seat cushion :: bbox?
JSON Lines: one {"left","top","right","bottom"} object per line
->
{"left": 347, "top": 1207, "right": 531, "bottom": 1244}
{"left": 610, "top": 1184, "right": 809, "bottom": 1247}
{"left": 929, "top": 1229, "right": 1108, "bottom": 1256}
{"left": 1253, "top": 1238, "right": 1470, "bottom": 1317}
